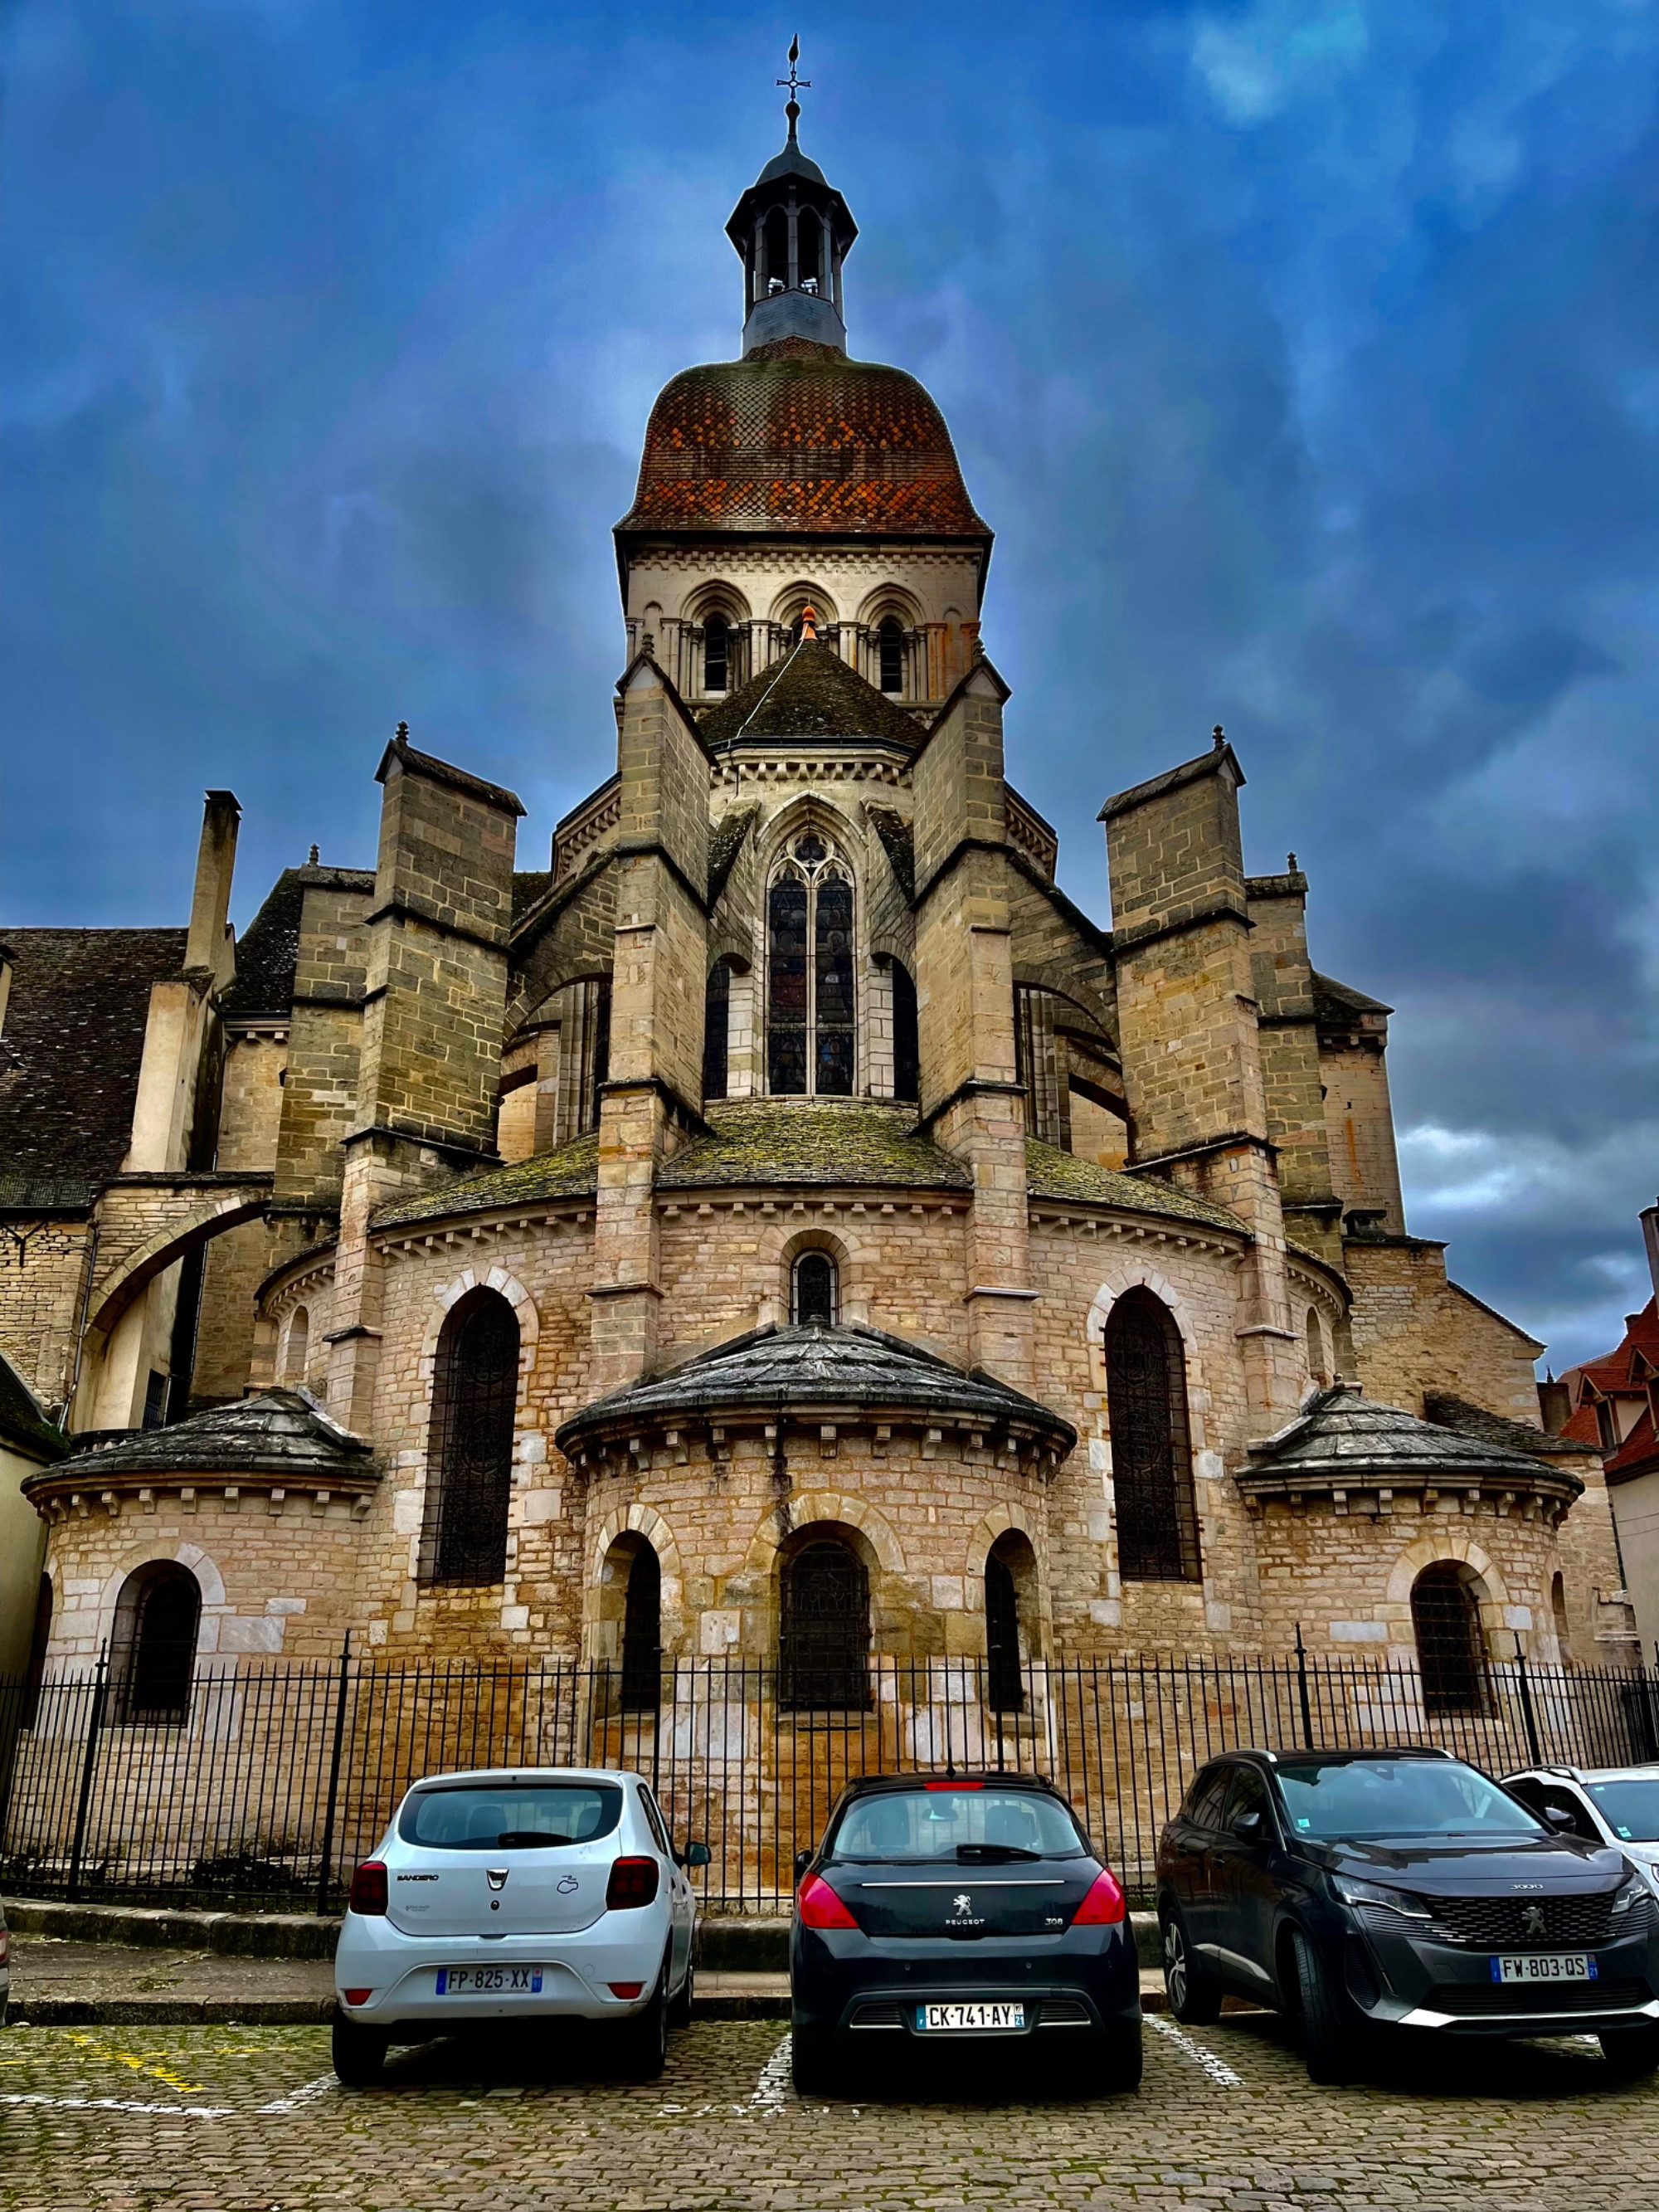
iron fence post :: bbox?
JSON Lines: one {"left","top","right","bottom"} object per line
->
{"left": 1512, "top": 1635, "right": 1543, "bottom": 1766}
{"left": 66, "top": 1645, "right": 109, "bottom": 1903}
{"left": 315, "top": 1632, "right": 353, "bottom": 1916}
{"left": 1293, "top": 1624, "right": 1314, "bottom": 1750}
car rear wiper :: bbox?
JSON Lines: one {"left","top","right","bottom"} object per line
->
{"left": 495, "top": 1830, "right": 573, "bottom": 1849}
{"left": 955, "top": 1844, "right": 1043, "bottom": 1863}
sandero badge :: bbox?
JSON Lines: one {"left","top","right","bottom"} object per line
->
{"left": 788, "top": 1771, "right": 1141, "bottom": 2097}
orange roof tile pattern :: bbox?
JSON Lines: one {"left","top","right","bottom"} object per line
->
{"left": 617, "top": 340, "right": 990, "bottom": 539}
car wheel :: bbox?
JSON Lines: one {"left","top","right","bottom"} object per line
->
{"left": 330, "top": 2016, "right": 390, "bottom": 2087}
{"left": 668, "top": 1953, "right": 694, "bottom": 2029}
{"left": 1160, "top": 1907, "right": 1222, "bottom": 2025}
{"left": 1599, "top": 2026, "right": 1659, "bottom": 2078}
{"left": 790, "top": 2023, "right": 839, "bottom": 2096}
{"left": 1290, "top": 1927, "right": 1366, "bottom": 2086}
{"left": 615, "top": 1962, "right": 669, "bottom": 2080}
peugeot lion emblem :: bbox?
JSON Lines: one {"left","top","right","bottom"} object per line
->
{"left": 951, "top": 1893, "right": 973, "bottom": 1917}
{"left": 486, "top": 1867, "right": 509, "bottom": 1892}
{"left": 1521, "top": 1904, "right": 1546, "bottom": 1938}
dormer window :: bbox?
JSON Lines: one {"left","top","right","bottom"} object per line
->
{"left": 767, "top": 831, "right": 854, "bottom": 1097}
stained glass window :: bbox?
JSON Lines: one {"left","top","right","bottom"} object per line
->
{"left": 425, "top": 1289, "right": 519, "bottom": 1586}
{"left": 1104, "top": 1290, "right": 1201, "bottom": 1582}
{"left": 766, "top": 832, "right": 855, "bottom": 1096}
{"left": 703, "top": 959, "right": 731, "bottom": 1100}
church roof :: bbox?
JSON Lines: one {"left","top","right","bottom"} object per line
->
{"left": 36, "top": 1389, "right": 377, "bottom": 1488}
{"left": 1024, "top": 1141, "right": 1247, "bottom": 1235}
{"left": 0, "top": 927, "right": 187, "bottom": 1208}
{"left": 0, "top": 1347, "right": 69, "bottom": 1463}
{"left": 1238, "top": 1386, "right": 1583, "bottom": 1499}
{"left": 220, "top": 865, "right": 376, "bottom": 1019}
{"left": 555, "top": 1322, "right": 1076, "bottom": 1459}
{"left": 616, "top": 340, "right": 991, "bottom": 543}
{"left": 698, "top": 641, "right": 928, "bottom": 749}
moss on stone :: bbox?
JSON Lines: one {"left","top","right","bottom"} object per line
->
{"left": 1024, "top": 1140, "right": 1244, "bottom": 1234}
{"left": 371, "top": 1133, "right": 600, "bottom": 1228}
{"left": 659, "top": 1100, "right": 971, "bottom": 1191}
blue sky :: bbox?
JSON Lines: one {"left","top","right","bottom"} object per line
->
{"left": 3, "top": 1, "right": 1657, "bottom": 1370}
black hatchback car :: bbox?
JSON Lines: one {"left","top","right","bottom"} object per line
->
{"left": 790, "top": 1771, "right": 1141, "bottom": 2095}
{"left": 1156, "top": 1745, "right": 1659, "bottom": 2082}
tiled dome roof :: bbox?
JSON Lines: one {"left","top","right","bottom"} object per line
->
{"left": 616, "top": 339, "right": 990, "bottom": 540}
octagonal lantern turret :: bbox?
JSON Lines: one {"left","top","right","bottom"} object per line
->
{"left": 726, "top": 112, "right": 859, "bottom": 357}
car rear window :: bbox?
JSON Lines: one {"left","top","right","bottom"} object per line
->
{"left": 830, "top": 1786, "right": 1087, "bottom": 1862}
{"left": 399, "top": 1782, "right": 623, "bottom": 1851}
{"left": 1585, "top": 1779, "right": 1659, "bottom": 1842}
{"left": 1276, "top": 1759, "right": 1545, "bottom": 1841}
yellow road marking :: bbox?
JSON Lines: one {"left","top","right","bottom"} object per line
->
{"left": 61, "top": 2030, "right": 207, "bottom": 2097}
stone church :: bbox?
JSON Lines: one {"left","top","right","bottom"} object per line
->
{"left": 0, "top": 111, "right": 1636, "bottom": 1718}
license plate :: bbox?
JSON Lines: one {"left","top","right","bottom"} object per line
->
{"left": 435, "top": 1966, "right": 545, "bottom": 1995}
{"left": 916, "top": 2002, "right": 1025, "bottom": 2033}
{"left": 1491, "top": 1953, "right": 1595, "bottom": 1984}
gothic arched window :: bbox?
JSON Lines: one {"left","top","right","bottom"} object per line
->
{"left": 1412, "top": 1563, "right": 1490, "bottom": 1714}
{"left": 891, "top": 961, "right": 919, "bottom": 1103}
{"left": 111, "top": 1562, "right": 201, "bottom": 1724}
{"left": 877, "top": 617, "right": 905, "bottom": 694}
{"left": 779, "top": 1536, "right": 870, "bottom": 1709}
{"left": 985, "top": 1533, "right": 1037, "bottom": 1715}
{"left": 620, "top": 1541, "right": 662, "bottom": 1713}
{"left": 703, "top": 614, "right": 730, "bottom": 694}
{"left": 703, "top": 958, "right": 732, "bottom": 1101}
{"left": 1104, "top": 1289, "right": 1201, "bottom": 1582}
{"left": 423, "top": 1287, "right": 519, "bottom": 1586}
{"left": 792, "top": 1250, "right": 839, "bottom": 1327}
{"left": 767, "top": 831, "right": 854, "bottom": 1097}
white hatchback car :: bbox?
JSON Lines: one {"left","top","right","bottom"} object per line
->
{"left": 332, "top": 1766, "right": 708, "bottom": 2083}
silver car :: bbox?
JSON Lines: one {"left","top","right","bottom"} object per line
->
{"left": 332, "top": 1766, "right": 708, "bottom": 2083}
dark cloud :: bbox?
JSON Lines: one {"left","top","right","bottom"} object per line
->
{"left": 2, "top": 0, "right": 1655, "bottom": 1369}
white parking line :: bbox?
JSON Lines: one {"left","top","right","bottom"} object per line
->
{"left": 749, "top": 2033, "right": 795, "bottom": 2110}
{"left": 255, "top": 2072, "right": 338, "bottom": 2113}
{"left": 1146, "top": 2012, "right": 1243, "bottom": 2087}
{"left": 0, "top": 2091, "right": 233, "bottom": 2119}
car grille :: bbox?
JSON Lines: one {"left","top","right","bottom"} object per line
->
{"left": 1034, "top": 1996, "right": 1092, "bottom": 2028}
{"left": 849, "top": 2001, "right": 906, "bottom": 2030}
{"left": 1428, "top": 1979, "right": 1650, "bottom": 2018}
{"left": 1424, "top": 1893, "right": 1623, "bottom": 1947}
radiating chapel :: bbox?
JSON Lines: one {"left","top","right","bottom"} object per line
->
{"left": 0, "top": 106, "right": 1637, "bottom": 1713}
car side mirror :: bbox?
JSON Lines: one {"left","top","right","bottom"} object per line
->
{"left": 1542, "top": 1807, "right": 1576, "bottom": 1833}
{"left": 684, "top": 1840, "right": 713, "bottom": 1869}
{"left": 794, "top": 1847, "right": 814, "bottom": 1883}
{"left": 1231, "top": 1810, "right": 1264, "bottom": 1842}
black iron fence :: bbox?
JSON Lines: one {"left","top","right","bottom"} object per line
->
{"left": 2, "top": 1643, "right": 1656, "bottom": 1913}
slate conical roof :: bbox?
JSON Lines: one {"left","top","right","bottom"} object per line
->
{"left": 556, "top": 1323, "right": 1076, "bottom": 1459}
{"left": 36, "top": 1389, "right": 378, "bottom": 1489}
{"left": 697, "top": 640, "right": 928, "bottom": 749}
{"left": 1238, "top": 1386, "right": 1581, "bottom": 1500}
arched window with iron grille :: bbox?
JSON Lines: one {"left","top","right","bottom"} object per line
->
{"left": 111, "top": 1562, "right": 201, "bottom": 1724}
{"left": 766, "top": 830, "right": 854, "bottom": 1097}
{"left": 1412, "top": 1563, "right": 1491, "bottom": 1713}
{"left": 1104, "top": 1289, "right": 1201, "bottom": 1582}
{"left": 792, "top": 1250, "right": 839, "bottom": 1326}
{"left": 422, "top": 1287, "right": 519, "bottom": 1586}
{"left": 620, "top": 1542, "right": 662, "bottom": 1712}
{"left": 779, "top": 1536, "right": 869, "bottom": 1709}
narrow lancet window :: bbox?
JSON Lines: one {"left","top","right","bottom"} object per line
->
{"left": 767, "top": 831, "right": 855, "bottom": 1097}
{"left": 878, "top": 618, "right": 905, "bottom": 694}
{"left": 423, "top": 1288, "right": 519, "bottom": 1586}
{"left": 1105, "top": 1289, "right": 1201, "bottom": 1582}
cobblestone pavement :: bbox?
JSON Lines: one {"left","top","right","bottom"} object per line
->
{"left": 1, "top": 2011, "right": 1656, "bottom": 2212}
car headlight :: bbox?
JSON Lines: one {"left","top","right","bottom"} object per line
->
{"left": 1331, "top": 1874, "right": 1433, "bottom": 1918}
{"left": 1612, "top": 1872, "right": 1648, "bottom": 1916}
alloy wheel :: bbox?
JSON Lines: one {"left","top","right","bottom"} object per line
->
{"left": 1163, "top": 1919, "right": 1188, "bottom": 2011}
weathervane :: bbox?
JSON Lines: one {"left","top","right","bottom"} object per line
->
{"left": 776, "top": 34, "right": 810, "bottom": 141}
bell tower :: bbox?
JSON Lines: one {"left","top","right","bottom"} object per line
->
{"left": 726, "top": 45, "right": 857, "bottom": 357}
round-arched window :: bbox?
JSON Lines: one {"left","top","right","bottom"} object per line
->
{"left": 111, "top": 1562, "right": 202, "bottom": 1725}
{"left": 1103, "top": 1290, "right": 1201, "bottom": 1582}
{"left": 767, "top": 831, "right": 854, "bottom": 1098}
{"left": 1411, "top": 1563, "right": 1490, "bottom": 1714}
{"left": 779, "top": 1537, "right": 869, "bottom": 1710}
{"left": 421, "top": 1287, "right": 520, "bottom": 1586}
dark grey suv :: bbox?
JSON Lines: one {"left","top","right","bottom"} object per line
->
{"left": 1155, "top": 1746, "right": 1659, "bottom": 2082}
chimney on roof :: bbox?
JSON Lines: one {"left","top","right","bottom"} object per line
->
{"left": 1642, "top": 1198, "right": 1659, "bottom": 1300}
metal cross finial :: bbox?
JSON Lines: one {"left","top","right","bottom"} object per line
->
{"left": 776, "top": 34, "right": 810, "bottom": 139}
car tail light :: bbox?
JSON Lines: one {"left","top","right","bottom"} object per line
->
{"left": 1071, "top": 1867, "right": 1126, "bottom": 1926}
{"left": 925, "top": 1779, "right": 981, "bottom": 1791}
{"left": 348, "top": 1861, "right": 388, "bottom": 1916}
{"left": 608, "top": 1981, "right": 645, "bottom": 1999}
{"left": 0, "top": 1929, "right": 9, "bottom": 1967}
{"left": 606, "top": 1856, "right": 661, "bottom": 1910}
{"left": 797, "top": 1873, "right": 859, "bottom": 1930}
{"left": 342, "top": 1988, "right": 372, "bottom": 2006}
